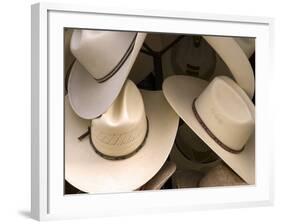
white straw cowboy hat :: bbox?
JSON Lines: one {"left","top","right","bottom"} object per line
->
{"left": 235, "top": 37, "right": 255, "bottom": 58}
{"left": 64, "top": 29, "right": 75, "bottom": 78}
{"left": 170, "top": 123, "right": 221, "bottom": 174}
{"left": 163, "top": 75, "right": 255, "bottom": 184}
{"left": 203, "top": 36, "right": 255, "bottom": 99}
{"left": 68, "top": 30, "right": 146, "bottom": 119}
{"left": 65, "top": 80, "right": 179, "bottom": 193}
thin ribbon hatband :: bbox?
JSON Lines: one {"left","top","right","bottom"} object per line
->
{"left": 192, "top": 98, "right": 245, "bottom": 154}
{"left": 78, "top": 117, "right": 149, "bottom": 160}
{"left": 94, "top": 34, "right": 137, "bottom": 83}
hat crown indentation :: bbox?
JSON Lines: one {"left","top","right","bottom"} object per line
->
{"left": 91, "top": 80, "right": 147, "bottom": 157}
{"left": 212, "top": 79, "right": 251, "bottom": 123}
{"left": 195, "top": 76, "right": 254, "bottom": 151}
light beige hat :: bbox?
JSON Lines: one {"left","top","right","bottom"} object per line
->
{"left": 170, "top": 123, "right": 221, "bottom": 174}
{"left": 163, "top": 75, "right": 255, "bottom": 184}
{"left": 210, "top": 37, "right": 255, "bottom": 83}
{"left": 235, "top": 37, "right": 255, "bottom": 58}
{"left": 65, "top": 80, "right": 179, "bottom": 193}
{"left": 64, "top": 29, "right": 75, "bottom": 77}
{"left": 68, "top": 30, "right": 146, "bottom": 119}
{"left": 203, "top": 36, "right": 255, "bottom": 99}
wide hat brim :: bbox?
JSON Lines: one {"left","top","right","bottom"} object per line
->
{"left": 65, "top": 90, "right": 179, "bottom": 193}
{"left": 203, "top": 36, "right": 255, "bottom": 99}
{"left": 68, "top": 33, "right": 146, "bottom": 119}
{"left": 163, "top": 75, "right": 255, "bottom": 184}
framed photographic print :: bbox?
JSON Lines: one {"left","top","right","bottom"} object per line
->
{"left": 31, "top": 2, "right": 274, "bottom": 221}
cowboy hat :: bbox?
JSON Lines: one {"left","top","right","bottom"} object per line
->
{"left": 64, "top": 29, "right": 75, "bottom": 77}
{"left": 65, "top": 80, "right": 179, "bottom": 193}
{"left": 65, "top": 160, "right": 176, "bottom": 193}
{"left": 64, "top": 29, "right": 75, "bottom": 94}
{"left": 170, "top": 123, "right": 221, "bottom": 174}
{"left": 68, "top": 30, "right": 146, "bottom": 119}
{"left": 210, "top": 37, "right": 255, "bottom": 84}
{"left": 235, "top": 37, "right": 255, "bottom": 58}
{"left": 203, "top": 36, "right": 255, "bottom": 99}
{"left": 163, "top": 75, "right": 255, "bottom": 184}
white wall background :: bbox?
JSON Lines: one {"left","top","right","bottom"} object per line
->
{"left": 0, "top": 0, "right": 280, "bottom": 223}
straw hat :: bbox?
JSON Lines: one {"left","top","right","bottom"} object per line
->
{"left": 235, "top": 37, "right": 255, "bottom": 58}
{"left": 203, "top": 36, "right": 255, "bottom": 98}
{"left": 65, "top": 80, "right": 179, "bottom": 193}
{"left": 163, "top": 75, "right": 255, "bottom": 184}
{"left": 65, "top": 161, "right": 176, "bottom": 193}
{"left": 210, "top": 37, "right": 255, "bottom": 83}
{"left": 64, "top": 29, "right": 75, "bottom": 77}
{"left": 68, "top": 30, "right": 146, "bottom": 119}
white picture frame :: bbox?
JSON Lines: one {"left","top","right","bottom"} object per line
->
{"left": 31, "top": 2, "right": 274, "bottom": 221}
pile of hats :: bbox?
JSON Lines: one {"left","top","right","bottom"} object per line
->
{"left": 64, "top": 29, "right": 255, "bottom": 194}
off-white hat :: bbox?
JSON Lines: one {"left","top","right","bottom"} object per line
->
{"left": 203, "top": 36, "right": 255, "bottom": 99}
{"left": 64, "top": 29, "right": 75, "bottom": 77}
{"left": 163, "top": 75, "right": 255, "bottom": 184}
{"left": 68, "top": 30, "right": 146, "bottom": 119}
{"left": 65, "top": 80, "right": 179, "bottom": 193}
{"left": 235, "top": 37, "right": 255, "bottom": 58}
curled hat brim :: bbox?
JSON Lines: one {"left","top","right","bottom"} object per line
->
{"left": 68, "top": 33, "right": 146, "bottom": 119}
{"left": 203, "top": 36, "right": 255, "bottom": 99}
{"left": 163, "top": 75, "right": 255, "bottom": 184}
{"left": 65, "top": 89, "right": 179, "bottom": 193}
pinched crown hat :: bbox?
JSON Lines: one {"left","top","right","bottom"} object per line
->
{"left": 65, "top": 80, "right": 179, "bottom": 193}
{"left": 163, "top": 75, "right": 255, "bottom": 184}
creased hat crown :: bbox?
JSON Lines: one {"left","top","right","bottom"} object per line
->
{"left": 195, "top": 76, "right": 254, "bottom": 151}
{"left": 91, "top": 80, "right": 147, "bottom": 158}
